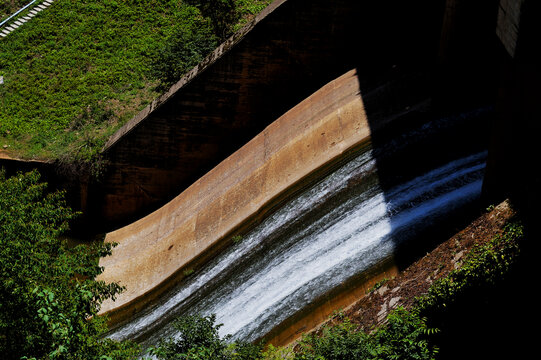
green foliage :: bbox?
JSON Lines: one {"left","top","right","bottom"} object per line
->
{"left": 150, "top": 3, "right": 219, "bottom": 89}
{"left": 0, "top": 170, "right": 138, "bottom": 359}
{"left": 185, "top": 0, "right": 239, "bottom": 40}
{"left": 366, "top": 277, "right": 391, "bottom": 294}
{"left": 261, "top": 344, "right": 294, "bottom": 360}
{"left": 183, "top": 268, "right": 195, "bottom": 276}
{"left": 294, "top": 310, "right": 438, "bottom": 360}
{"left": 415, "top": 222, "right": 523, "bottom": 312}
{"left": 1, "top": 0, "right": 169, "bottom": 158}
{"left": 0, "top": 0, "right": 31, "bottom": 20}
{"left": 149, "top": 310, "right": 438, "bottom": 360}
{"left": 0, "top": 0, "right": 272, "bottom": 160}
{"left": 370, "top": 309, "right": 439, "bottom": 360}
{"left": 294, "top": 315, "right": 366, "bottom": 360}
{"left": 150, "top": 0, "right": 272, "bottom": 89}
{"left": 148, "top": 314, "right": 263, "bottom": 360}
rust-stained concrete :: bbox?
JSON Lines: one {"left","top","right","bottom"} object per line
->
{"left": 98, "top": 69, "right": 378, "bottom": 321}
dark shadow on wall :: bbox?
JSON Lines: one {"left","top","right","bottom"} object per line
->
{"left": 352, "top": 0, "right": 501, "bottom": 270}
{"left": 349, "top": 1, "right": 538, "bottom": 358}
{"left": 358, "top": 0, "right": 538, "bottom": 359}
{"left": 441, "top": 1, "right": 540, "bottom": 359}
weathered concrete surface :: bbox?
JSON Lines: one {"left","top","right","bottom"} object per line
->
{"left": 0, "top": 152, "right": 53, "bottom": 179}
{"left": 89, "top": 0, "right": 445, "bottom": 231}
{"left": 98, "top": 69, "right": 377, "bottom": 320}
{"left": 496, "top": 0, "right": 525, "bottom": 57}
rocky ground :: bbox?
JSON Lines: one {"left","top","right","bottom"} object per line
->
{"left": 342, "top": 200, "right": 516, "bottom": 332}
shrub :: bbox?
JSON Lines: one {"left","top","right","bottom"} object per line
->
{"left": 0, "top": 169, "right": 138, "bottom": 359}
{"left": 415, "top": 221, "right": 523, "bottom": 313}
{"left": 150, "top": 4, "right": 219, "bottom": 89}
{"left": 148, "top": 314, "right": 263, "bottom": 360}
{"left": 294, "top": 310, "right": 438, "bottom": 360}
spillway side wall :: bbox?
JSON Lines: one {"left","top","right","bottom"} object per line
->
{"left": 97, "top": 69, "right": 374, "bottom": 319}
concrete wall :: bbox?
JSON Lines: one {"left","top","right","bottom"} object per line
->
{"left": 98, "top": 69, "right": 375, "bottom": 320}
{"left": 496, "top": 0, "right": 525, "bottom": 58}
{"left": 435, "top": 0, "right": 501, "bottom": 111}
{"left": 89, "top": 0, "right": 444, "bottom": 231}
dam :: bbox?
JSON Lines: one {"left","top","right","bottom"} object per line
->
{"left": 2, "top": 0, "right": 539, "bottom": 355}
{"left": 105, "top": 111, "right": 489, "bottom": 347}
{"left": 98, "top": 65, "right": 491, "bottom": 349}
{"left": 95, "top": 0, "right": 508, "bottom": 350}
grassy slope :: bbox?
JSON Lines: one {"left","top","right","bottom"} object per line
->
{"left": 0, "top": 0, "right": 31, "bottom": 20}
{"left": 0, "top": 0, "right": 271, "bottom": 160}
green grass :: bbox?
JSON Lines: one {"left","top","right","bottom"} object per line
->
{"left": 0, "top": 0, "right": 272, "bottom": 160}
{"left": 1, "top": 0, "right": 32, "bottom": 21}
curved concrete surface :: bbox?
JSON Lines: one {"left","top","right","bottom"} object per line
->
{"left": 98, "top": 69, "right": 377, "bottom": 321}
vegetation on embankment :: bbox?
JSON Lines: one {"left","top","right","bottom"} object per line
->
{"left": 0, "top": 0, "right": 272, "bottom": 161}
{"left": 0, "top": 0, "right": 32, "bottom": 20}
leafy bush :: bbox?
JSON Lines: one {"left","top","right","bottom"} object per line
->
{"left": 0, "top": 169, "right": 138, "bottom": 359}
{"left": 294, "top": 310, "right": 438, "bottom": 360}
{"left": 150, "top": 4, "right": 219, "bottom": 89}
{"left": 148, "top": 314, "right": 263, "bottom": 360}
{"left": 148, "top": 310, "right": 438, "bottom": 360}
{"left": 151, "top": 0, "right": 275, "bottom": 89}
{"left": 185, "top": 0, "right": 239, "bottom": 40}
{"left": 415, "top": 222, "right": 523, "bottom": 312}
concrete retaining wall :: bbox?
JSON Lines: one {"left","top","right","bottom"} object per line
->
{"left": 89, "top": 0, "right": 444, "bottom": 231}
{"left": 98, "top": 69, "right": 375, "bottom": 320}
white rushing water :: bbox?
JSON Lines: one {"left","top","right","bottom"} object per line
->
{"left": 108, "top": 137, "right": 487, "bottom": 348}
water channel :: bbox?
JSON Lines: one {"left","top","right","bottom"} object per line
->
{"left": 106, "top": 108, "right": 490, "bottom": 351}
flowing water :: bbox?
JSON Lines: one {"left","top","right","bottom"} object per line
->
{"left": 106, "top": 111, "right": 489, "bottom": 350}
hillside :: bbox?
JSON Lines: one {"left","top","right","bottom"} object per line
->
{"left": 0, "top": 0, "right": 271, "bottom": 160}
{"left": 0, "top": 0, "right": 30, "bottom": 20}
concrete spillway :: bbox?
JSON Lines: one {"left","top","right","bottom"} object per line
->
{"left": 107, "top": 145, "right": 487, "bottom": 348}
{"left": 98, "top": 57, "right": 490, "bottom": 350}
{"left": 98, "top": 69, "right": 375, "bottom": 321}
{"left": 96, "top": 0, "right": 498, "bottom": 339}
